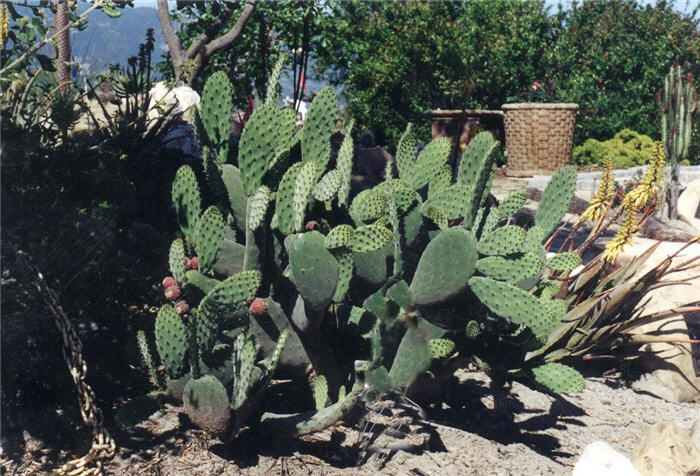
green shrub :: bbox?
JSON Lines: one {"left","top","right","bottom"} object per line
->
{"left": 572, "top": 129, "right": 656, "bottom": 168}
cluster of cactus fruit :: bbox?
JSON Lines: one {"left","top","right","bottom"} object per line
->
{"left": 133, "top": 61, "right": 596, "bottom": 439}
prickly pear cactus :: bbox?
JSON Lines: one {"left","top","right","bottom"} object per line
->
{"left": 172, "top": 165, "right": 201, "bottom": 240}
{"left": 531, "top": 362, "right": 585, "bottom": 394}
{"left": 155, "top": 305, "right": 188, "bottom": 379}
{"left": 535, "top": 166, "right": 577, "bottom": 237}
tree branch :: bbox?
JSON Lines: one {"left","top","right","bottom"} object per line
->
{"left": 184, "top": 3, "right": 236, "bottom": 60}
{"left": 203, "top": 0, "right": 258, "bottom": 57}
{"left": 157, "top": 0, "right": 184, "bottom": 63}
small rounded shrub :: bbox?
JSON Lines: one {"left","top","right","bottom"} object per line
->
{"left": 572, "top": 129, "right": 656, "bottom": 169}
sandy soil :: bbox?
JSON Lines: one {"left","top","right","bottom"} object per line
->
{"left": 6, "top": 370, "right": 694, "bottom": 476}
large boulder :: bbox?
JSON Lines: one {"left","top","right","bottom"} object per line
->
{"left": 148, "top": 82, "right": 200, "bottom": 122}
{"left": 631, "top": 420, "right": 700, "bottom": 476}
{"left": 677, "top": 179, "right": 700, "bottom": 232}
{"left": 616, "top": 238, "right": 700, "bottom": 403}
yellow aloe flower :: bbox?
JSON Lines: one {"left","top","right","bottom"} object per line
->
{"left": 577, "top": 156, "right": 615, "bottom": 225}
{"left": 621, "top": 142, "right": 665, "bottom": 212}
{"left": 603, "top": 207, "right": 639, "bottom": 263}
{"left": 0, "top": 4, "right": 9, "bottom": 46}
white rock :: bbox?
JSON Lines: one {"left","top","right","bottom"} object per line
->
{"left": 631, "top": 420, "right": 700, "bottom": 476}
{"left": 148, "top": 82, "right": 200, "bottom": 122}
{"left": 573, "top": 441, "right": 640, "bottom": 476}
{"left": 677, "top": 179, "right": 700, "bottom": 232}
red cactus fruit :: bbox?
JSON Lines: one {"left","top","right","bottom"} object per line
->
{"left": 184, "top": 257, "right": 191, "bottom": 269}
{"left": 164, "top": 285, "right": 180, "bottom": 300}
{"left": 162, "top": 276, "right": 177, "bottom": 288}
{"left": 249, "top": 297, "right": 268, "bottom": 315}
{"left": 305, "top": 221, "right": 319, "bottom": 231}
{"left": 190, "top": 256, "right": 199, "bottom": 269}
{"left": 174, "top": 300, "right": 189, "bottom": 315}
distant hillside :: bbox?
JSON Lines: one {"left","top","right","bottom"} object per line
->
{"left": 71, "top": 4, "right": 168, "bottom": 75}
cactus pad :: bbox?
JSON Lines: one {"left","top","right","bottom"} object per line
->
{"left": 207, "top": 270, "right": 262, "bottom": 309}
{"left": 497, "top": 191, "right": 528, "bottom": 221}
{"left": 348, "top": 223, "right": 393, "bottom": 253}
{"left": 388, "top": 324, "right": 431, "bottom": 389}
{"left": 155, "top": 305, "right": 188, "bottom": 378}
{"left": 186, "top": 270, "right": 221, "bottom": 294}
{"left": 183, "top": 375, "right": 232, "bottom": 436}
{"left": 169, "top": 239, "right": 187, "bottom": 285}
{"left": 547, "top": 252, "right": 582, "bottom": 272}
{"left": 477, "top": 225, "right": 527, "bottom": 256}
{"left": 289, "top": 231, "right": 339, "bottom": 310}
{"left": 172, "top": 165, "right": 201, "bottom": 239}
{"left": 325, "top": 224, "right": 355, "bottom": 249}
{"left": 195, "top": 206, "right": 225, "bottom": 273}
{"left": 377, "top": 179, "right": 420, "bottom": 213}
{"left": 238, "top": 103, "right": 296, "bottom": 195}
{"left": 535, "top": 166, "right": 577, "bottom": 237}
{"left": 220, "top": 164, "right": 248, "bottom": 232}
{"left": 231, "top": 331, "right": 257, "bottom": 411}
{"left": 293, "top": 161, "right": 320, "bottom": 232}
{"left": 410, "top": 228, "right": 478, "bottom": 306}
{"left": 336, "top": 120, "right": 355, "bottom": 207}
{"left": 275, "top": 162, "right": 305, "bottom": 235}
{"left": 396, "top": 123, "right": 418, "bottom": 182}
{"left": 468, "top": 277, "right": 549, "bottom": 333}
{"left": 332, "top": 251, "right": 353, "bottom": 303}
{"left": 350, "top": 189, "right": 388, "bottom": 223}
{"left": 428, "top": 164, "right": 452, "bottom": 198}
{"left": 248, "top": 185, "right": 272, "bottom": 231}
{"left": 301, "top": 86, "right": 337, "bottom": 168}
{"left": 531, "top": 363, "right": 585, "bottom": 394}
{"left": 312, "top": 169, "right": 342, "bottom": 202}
{"left": 313, "top": 375, "right": 329, "bottom": 410}
{"left": 200, "top": 71, "right": 233, "bottom": 162}
{"left": 476, "top": 252, "right": 544, "bottom": 283}
{"left": 408, "top": 137, "right": 451, "bottom": 190}
{"left": 523, "top": 225, "right": 546, "bottom": 252}
{"left": 428, "top": 338, "right": 455, "bottom": 358}
{"left": 421, "top": 204, "right": 448, "bottom": 230}
{"left": 423, "top": 183, "right": 471, "bottom": 219}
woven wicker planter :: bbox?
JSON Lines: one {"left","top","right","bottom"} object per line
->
{"left": 502, "top": 103, "right": 578, "bottom": 177}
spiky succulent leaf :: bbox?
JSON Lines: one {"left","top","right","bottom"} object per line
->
{"left": 477, "top": 225, "right": 526, "bottom": 256}
{"left": 206, "top": 270, "right": 262, "bottom": 309}
{"left": 195, "top": 206, "right": 225, "bottom": 273}
{"left": 172, "top": 165, "right": 201, "bottom": 239}
{"left": 523, "top": 225, "right": 546, "bottom": 252}
{"left": 396, "top": 122, "right": 418, "bottom": 182}
{"left": 535, "top": 166, "right": 577, "bottom": 236}
{"left": 269, "top": 330, "right": 288, "bottom": 373}
{"left": 376, "top": 179, "right": 420, "bottom": 213}
{"left": 265, "top": 52, "right": 287, "bottom": 105}
{"left": 275, "top": 162, "right": 305, "bottom": 235}
{"left": 137, "top": 330, "right": 164, "bottom": 388}
{"left": 301, "top": 86, "right": 337, "bottom": 168}
{"left": 547, "top": 252, "right": 582, "bottom": 272}
{"left": 410, "top": 228, "right": 478, "bottom": 306}
{"left": 408, "top": 137, "right": 451, "bottom": 189}
{"left": 325, "top": 224, "right": 354, "bottom": 249}
{"left": 238, "top": 103, "right": 296, "bottom": 195}
{"left": 247, "top": 185, "right": 272, "bottom": 231}
{"left": 186, "top": 270, "right": 221, "bottom": 294}
{"left": 348, "top": 223, "right": 393, "bottom": 253}
{"left": 312, "top": 169, "right": 342, "bottom": 202}
{"left": 220, "top": 164, "right": 248, "bottom": 233}
{"left": 231, "top": 331, "right": 257, "bottom": 411}
{"left": 155, "top": 305, "right": 187, "bottom": 379}
{"left": 169, "top": 238, "right": 187, "bottom": 285}
{"left": 389, "top": 324, "right": 431, "bottom": 389}
{"left": 458, "top": 131, "right": 498, "bottom": 185}
{"left": 532, "top": 363, "right": 585, "bottom": 394}
{"left": 313, "top": 375, "right": 329, "bottom": 410}
{"left": 293, "top": 161, "right": 320, "bottom": 232}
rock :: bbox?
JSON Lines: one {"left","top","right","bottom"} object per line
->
{"left": 572, "top": 441, "right": 640, "bottom": 476}
{"left": 160, "top": 123, "right": 201, "bottom": 162}
{"left": 641, "top": 216, "right": 697, "bottom": 242}
{"left": 678, "top": 179, "right": 700, "bottom": 232}
{"left": 148, "top": 82, "right": 200, "bottom": 122}
{"left": 616, "top": 238, "right": 700, "bottom": 403}
{"left": 631, "top": 420, "right": 700, "bottom": 476}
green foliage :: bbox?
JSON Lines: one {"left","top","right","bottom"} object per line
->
{"left": 531, "top": 363, "right": 585, "bottom": 394}
{"left": 572, "top": 129, "right": 656, "bottom": 168}
{"left": 535, "top": 166, "right": 576, "bottom": 237}
{"left": 155, "top": 305, "right": 188, "bottom": 379}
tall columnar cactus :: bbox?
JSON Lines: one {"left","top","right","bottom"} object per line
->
{"left": 658, "top": 65, "right": 697, "bottom": 220}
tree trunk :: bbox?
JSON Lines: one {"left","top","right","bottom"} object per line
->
{"left": 54, "top": 0, "right": 71, "bottom": 90}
